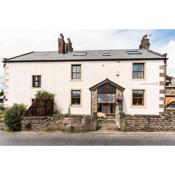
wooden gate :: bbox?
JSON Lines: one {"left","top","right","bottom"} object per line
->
{"left": 24, "top": 99, "right": 54, "bottom": 116}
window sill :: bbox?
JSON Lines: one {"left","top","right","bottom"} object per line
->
{"left": 70, "top": 105, "right": 82, "bottom": 107}
{"left": 32, "top": 87, "right": 41, "bottom": 88}
{"left": 70, "top": 79, "right": 82, "bottom": 82}
{"left": 130, "top": 105, "right": 146, "bottom": 108}
{"left": 132, "top": 78, "right": 145, "bottom": 81}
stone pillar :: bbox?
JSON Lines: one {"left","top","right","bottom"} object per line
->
{"left": 91, "top": 90, "right": 97, "bottom": 115}
{"left": 120, "top": 112, "right": 126, "bottom": 131}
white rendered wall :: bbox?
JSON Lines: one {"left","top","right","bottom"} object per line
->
{"left": 4, "top": 60, "right": 164, "bottom": 115}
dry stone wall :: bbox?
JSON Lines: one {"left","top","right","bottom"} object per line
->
{"left": 120, "top": 111, "right": 175, "bottom": 131}
{"left": 22, "top": 115, "right": 97, "bottom": 132}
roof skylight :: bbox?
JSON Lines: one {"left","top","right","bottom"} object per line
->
{"left": 127, "top": 50, "right": 142, "bottom": 55}
{"left": 102, "top": 53, "right": 111, "bottom": 56}
{"left": 73, "top": 52, "right": 87, "bottom": 56}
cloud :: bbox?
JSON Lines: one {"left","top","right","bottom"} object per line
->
{"left": 156, "top": 40, "right": 175, "bottom": 76}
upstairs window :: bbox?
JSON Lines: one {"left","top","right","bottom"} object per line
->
{"left": 71, "top": 64, "right": 81, "bottom": 79}
{"left": 32, "top": 75, "right": 41, "bottom": 88}
{"left": 132, "top": 90, "right": 144, "bottom": 106}
{"left": 132, "top": 63, "right": 144, "bottom": 79}
{"left": 71, "top": 90, "right": 81, "bottom": 105}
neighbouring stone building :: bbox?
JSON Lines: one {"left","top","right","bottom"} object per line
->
{"left": 165, "top": 75, "right": 175, "bottom": 109}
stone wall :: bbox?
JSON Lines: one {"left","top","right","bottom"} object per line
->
{"left": 22, "top": 115, "right": 97, "bottom": 132}
{"left": 120, "top": 111, "right": 175, "bottom": 131}
{"left": 0, "top": 119, "right": 5, "bottom": 130}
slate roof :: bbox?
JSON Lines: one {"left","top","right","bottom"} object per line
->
{"left": 3, "top": 49, "right": 167, "bottom": 63}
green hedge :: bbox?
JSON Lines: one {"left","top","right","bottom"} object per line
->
{"left": 4, "top": 104, "right": 26, "bottom": 131}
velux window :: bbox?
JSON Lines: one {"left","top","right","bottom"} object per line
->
{"left": 132, "top": 63, "right": 144, "bottom": 79}
{"left": 32, "top": 75, "right": 41, "bottom": 88}
{"left": 71, "top": 64, "right": 81, "bottom": 79}
{"left": 71, "top": 90, "right": 81, "bottom": 105}
{"left": 132, "top": 90, "right": 144, "bottom": 106}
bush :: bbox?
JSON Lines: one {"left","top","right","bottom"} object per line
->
{"left": 4, "top": 104, "right": 26, "bottom": 131}
{"left": 0, "top": 110, "right": 5, "bottom": 119}
{"left": 35, "top": 90, "right": 54, "bottom": 100}
{"left": 0, "top": 104, "right": 5, "bottom": 111}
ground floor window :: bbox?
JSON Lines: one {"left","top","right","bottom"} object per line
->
{"left": 71, "top": 90, "right": 81, "bottom": 105}
{"left": 132, "top": 90, "right": 144, "bottom": 106}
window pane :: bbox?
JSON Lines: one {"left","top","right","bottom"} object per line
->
{"left": 98, "top": 94, "right": 105, "bottom": 103}
{"left": 76, "top": 91, "right": 80, "bottom": 97}
{"left": 133, "top": 90, "right": 138, "bottom": 98}
{"left": 133, "top": 63, "right": 144, "bottom": 71}
{"left": 133, "top": 72, "right": 138, "bottom": 79}
{"left": 72, "top": 98, "right": 77, "bottom": 105}
{"left": 138, "top": 90, "right": 144, "bottom": 97}
{"left": 107, "top": 94, "right": 116, "bottom": 103}
{"left": 138, "top": 98, "right": 144, "bottom": 105}
{"left": 137, "top": 72, "right": 143, "bottom": 78}
{"left": 76, "top": 98, "right": 80, "bottom": 104}
{"left": 133, "top": 71, "right": 144, "bottom": 79}
{"left": 76, "top": 66, "right": 81, "bottom": 72}
{"left": 132, "top": 98, "right": 138, "bottom": 105}
{"left": 35, "top": 82, "right": 38, "bottom": 87}
{"left": 72, "top": 73, "right": 76, "bottom": 79}
{"left": 72, "top": 66, "right": 77, "bottom": 72}
{"left": 76, "top": 73, "right": 81, "bottom": 79}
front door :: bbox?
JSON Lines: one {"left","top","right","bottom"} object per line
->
{"left": 97, "top": 93, "right": 116, "bottom": 115}
{"left": 100, "top": 104, "right": 115, "bottom": 115}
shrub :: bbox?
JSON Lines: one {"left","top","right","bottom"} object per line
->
{"left": 4, "top": 104, "right": 26, "bottom": 131}
{"left": 0, "top": 110, "right": 5, "bottom": 119}
{"left": 0, "top": 104, "right": 5, "bottom": 111}
{"left": 35, "top": 90, "right": 54, "bottom": 101}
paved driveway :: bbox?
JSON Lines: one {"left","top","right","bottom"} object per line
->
{"left": 1, "top": 131, "right": 175, "bottom": 146}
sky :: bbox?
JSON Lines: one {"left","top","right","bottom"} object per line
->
{"left": 0, "top": 0, "right": 175, "bottom": 90}
{"left": 0, "top": 29, "right": 175, "bottom": 90}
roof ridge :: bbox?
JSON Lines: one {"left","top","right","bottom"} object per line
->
{"left": 33, "top": 49, "right": 141, "bottom": 52}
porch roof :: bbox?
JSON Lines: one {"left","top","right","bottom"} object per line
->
{"left": 89, "top": 78, "right": 125, "bottom": 91}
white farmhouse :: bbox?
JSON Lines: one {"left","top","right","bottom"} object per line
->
{"left": 3, "top": 34, "right": 167, "bottom": 116}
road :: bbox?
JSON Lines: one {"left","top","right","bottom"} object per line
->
{"left": 1, "top": 131, "right": 175, "bottom": 145}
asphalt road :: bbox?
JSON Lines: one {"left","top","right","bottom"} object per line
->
{"left": 1, "top": 131, "right": 175, "bottom": 145}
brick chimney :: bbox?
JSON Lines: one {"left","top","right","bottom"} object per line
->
{"left": 58, "top": 33, "right": 66, "bottom": 54}
{"left": 66, "top": 38, "right": 73, "bottom": 52}
{"left": 139, "top": 34, "right": 150, "bottom": 50}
